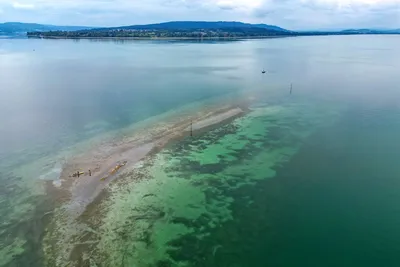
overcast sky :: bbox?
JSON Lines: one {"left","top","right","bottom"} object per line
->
{"left": 0, "top": 0, "right": 399, "bottom": 30}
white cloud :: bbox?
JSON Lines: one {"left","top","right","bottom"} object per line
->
{"left": 215, "top": 0, "right": 263, "bottom": 10}
{"left": 12, "top": 1, "right": 35, "bottom": 9}
{"left": 251, "top": 0, "right": 400, "bottom": 29}
{"left": 0, "top": 0, "right": 399, "bottom": 29}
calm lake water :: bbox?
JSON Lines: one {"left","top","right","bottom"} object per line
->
{"left": 1, "top": 35, "right": 400, "bottom": 266}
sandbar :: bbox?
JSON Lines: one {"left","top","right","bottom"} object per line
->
{"left": 49, "top": 97, "right": 252, "bottom": 216}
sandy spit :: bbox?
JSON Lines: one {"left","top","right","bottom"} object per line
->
{"left": 48, "top": 99, "right": 252, "bottom": 217}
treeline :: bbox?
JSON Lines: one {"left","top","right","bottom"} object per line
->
{"left": 27, "top": 28, "right": 295, "bottom": 38}
{"left": 27, "top": 28, "right": 398, "bottom": 39}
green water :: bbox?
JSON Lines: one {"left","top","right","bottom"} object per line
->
{"left": 202, "top": 104, "right": 400, "bottom": 267}
{"left": 1, "top": 35, "right": 400, "bottom": 266}
{"left": 75, "top": 94, "right": 343, "bottom": 267}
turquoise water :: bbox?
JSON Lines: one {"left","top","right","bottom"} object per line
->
{"left": 1, "top": 35, "right": 400, "bottom": 266}
{"left": 75, "top": 94, "right": 343, "bottom": 267}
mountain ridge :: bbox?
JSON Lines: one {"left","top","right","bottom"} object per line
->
{"left": 0, "top": 22, "right": 93, "bottom": 35}
{"left": 2, "top": 21, "right": 400, "bottom": 37}
{"left": 1, "top": 21, "right": 290, "bottom": 35}
{"left": 103, "top": 21, "right": 290, "bottom": 32}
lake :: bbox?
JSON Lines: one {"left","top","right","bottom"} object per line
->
{"left": 1, "top": 35, "right": 400, "bottom": 266}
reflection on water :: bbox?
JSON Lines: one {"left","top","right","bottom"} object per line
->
{"left": 1, "top": 35, "right": 400, "bottom": 266}
{"left": 84, "top": 38, "right": 245, "bottom": 45}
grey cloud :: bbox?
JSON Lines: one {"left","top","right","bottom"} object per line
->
{"left": 253, "top": 8, "right": 273, "bottom": 18}
{"left": 217, "top": 4, "right": 236, "bottom": 11}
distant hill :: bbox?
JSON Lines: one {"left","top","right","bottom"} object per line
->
{"left": 0, "top": 22, "right": 93, "bottom": 35}
{"left": 23, "top": 20, "right": 400, "bottom": 39}
{"left": 27, "top": 21, "right": 294, "bottom": 39}
{"left": 28, "top": 27, "right": 293, "bottom": 39}
{"left": 101, "top": 21, "right": 290, "bottom": 32}
{"left": 341, "top": 28, "right": 400, "bottom": 34}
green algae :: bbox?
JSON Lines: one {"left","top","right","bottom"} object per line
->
{"left": 39, "top": 92, "right": 346, "bottom": 267}
{"left": 67, "top": 97, "right": 344, "bottom": 267}
{"left": 0, "top": 238, "right": 26, "bottom": 266}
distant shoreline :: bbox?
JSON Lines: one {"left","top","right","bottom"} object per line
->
{"left": 5, "top": 21, "right": 400, "bottom": 40}
{"left": 27, "top": 35, "right": 294, "bottom": 40}
{"left": 26, "top": 33, "right": 400, "bottom": 40}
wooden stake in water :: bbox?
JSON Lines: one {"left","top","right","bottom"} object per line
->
{"left": 190, "top": 120, "right": 193, "bottom": 137}
{"left": 290, "top": 83, "right": 293, "bottom": 94}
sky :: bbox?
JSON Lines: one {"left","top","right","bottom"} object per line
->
{"left": 0, "top": 0, "right": 399, "bottom": 30}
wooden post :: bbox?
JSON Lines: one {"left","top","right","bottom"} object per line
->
{"left": 190, "top": 120, "right": 193, "bottom": 137}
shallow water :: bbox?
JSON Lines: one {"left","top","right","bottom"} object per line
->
{"left": 77, "top": 94, "right": 343, "bottom": 267}
{"left": 1, "top": 35, "right": 400, "bottom": 266}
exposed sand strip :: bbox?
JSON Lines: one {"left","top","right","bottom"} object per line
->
{"left": 50, "top": 103, "right": 248, "bottom": 217}
{"left": 185, "top": 107, "right": 244, "bottom": 131}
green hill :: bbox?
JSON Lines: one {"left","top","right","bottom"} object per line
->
{"left": 0, "top": 22, "right": 93, "bottom": 35}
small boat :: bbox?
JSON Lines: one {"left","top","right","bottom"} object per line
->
{"left": 262, "top": 70, "right": 266, "bottom": 74}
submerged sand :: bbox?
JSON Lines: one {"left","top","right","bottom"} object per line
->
{"left": 50, "top": 98, "right": 250, "bottom": 218}
{"left": 42, "top": 90, "right": 347, "bottom": 267}
{"left": 41, "top": 93, "right": 259, "bottom": 266}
